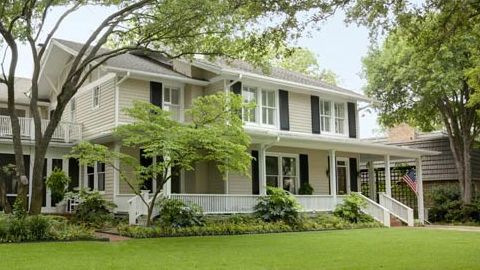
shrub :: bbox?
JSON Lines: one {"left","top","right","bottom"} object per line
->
{"left": 73, "top": 188, "right": 117, "bottom": 228}
{"left": 156, "top": 198, "right": 204, "bottom": 228}
{"left": 428, "top": 186, "right": 463, "bottom": 223}
{"left": 45, "top": 167, "right": 71, "bottom": 204}
{"left": 298, "top": 183, "right": 314, "bottom": 195}
{"left": 334, "top": 193, "right": 373, "bottom": 223}
{"left": 253, "top": 186, "right": 301, "bottom": 225}
{"left": 0, "top": 214, "right": 53, "bottom": 242}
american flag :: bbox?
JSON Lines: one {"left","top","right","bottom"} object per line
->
{"left": 402, "top": 170, "right": 418, "bottom": 196}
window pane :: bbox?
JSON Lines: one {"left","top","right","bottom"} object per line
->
{"left": 268, "top": 92, "right": 275, "bottom": 107}
{"left": 171, "top": 88, "right": 180, "bottom": 105}
{"left": 262, "top": 108, "right": 267, "bottom": 124}
{"left": 266, "top": 176, "right": 278, "bottom": 187}
{"left": 267, "top": 108, "right": 274, "bottom": 125}
{"left": 98, "top": 173, "right": 105, "bottom": 191}
{"left": 266, "top": 156, "right": 278, "bottom": 175}
{"left": 88, "top": 175, "right": 94, "bottom": 190}
{"left": 98, "top": 163, "right": 105, "bottom": 173}
{"left": 170, "top": 106, "right": 181, "bottom": 121}
{"left": 323, "top": 101, "right": 331, "bottom": 115}
{"left": 282, "top": 157, "right": 296, "bottom": 176}
{"left": 164, "top": 88, "right": 170, "bottom": 103}
{"left": 87, "top": 166, "right": 94, "bottom": 174}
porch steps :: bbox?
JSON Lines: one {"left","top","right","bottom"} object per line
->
{"left": 390, "top": 215, "right": 407, "bottom": 227}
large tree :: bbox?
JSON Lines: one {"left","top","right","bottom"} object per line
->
{"left": 0, "top": 0, "right": 333, "bottom": 214}
{"left": 71, "top": 92, "right": 252, "bottom": 226}
{"left": 359, "top": 3, "right": 480, "bottom": 205}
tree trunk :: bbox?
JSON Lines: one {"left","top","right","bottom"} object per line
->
{"left": 0, "top": 178, "right": 11, "bottom": 213}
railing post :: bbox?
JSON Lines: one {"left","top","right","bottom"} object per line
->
{"left": 383, "top": 208, "right": 391, "bottom": 227}
{"left": 64, "top": 124, "right": 69, "bottom": 143}
{"left": 141, "top": 190, "right": 150, "bottom": 216}
{"left": 30, "top": 118, "right": 35, "bottom": 140}
{"left": 128, "top": 198, "right": 136, "bottom": 225}
{"left": 407, "top": 208, "right": 414, "bottom": 227}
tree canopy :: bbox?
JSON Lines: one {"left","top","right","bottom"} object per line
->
{"left": 360, "top": 1, "right": 480, "bottom": 205}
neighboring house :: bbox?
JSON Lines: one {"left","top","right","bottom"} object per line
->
{"left": 363, "top": 124, "right": 480, "bottom": 209}
{"left": 0, "top": 39, "right": 438, "bottom": 226}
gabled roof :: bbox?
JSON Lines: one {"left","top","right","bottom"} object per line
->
{"left": 53, "top": 39, "right": 200, "bottom": 82}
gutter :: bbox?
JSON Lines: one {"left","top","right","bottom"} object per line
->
{"left": 105, "top": 66, "right": 209, "bottom": 86}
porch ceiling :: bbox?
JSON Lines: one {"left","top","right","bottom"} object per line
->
{"left": 245, "top": 127, "right": 439, "bottom": 161}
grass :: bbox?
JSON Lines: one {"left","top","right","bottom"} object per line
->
{"left": 1, "top": 228, "right": 479, "bottom": 269}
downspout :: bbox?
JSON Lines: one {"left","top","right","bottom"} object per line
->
{"left": 259, "top": 136, "right": 280, "bottom": 195}
{"left": 114, "top": 72, "right": 131, "bottom": 127}
{"left": 224, "top": 73, "right": 242, "bottom": 194}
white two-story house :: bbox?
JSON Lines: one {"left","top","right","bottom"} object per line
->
{"left": 0, "top": 39, "right": 437, "bottom": 226}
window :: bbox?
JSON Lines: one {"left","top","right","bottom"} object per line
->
{"left": 242, "top": 86, "right": 257, "bottom": 123}
{"left": 265, "top": 154, "right": 298, "bottom": 194}
{"left": 319, "top": 100, "right": 347, "bottom": 135}
{"left": 92, "top": 86, "right": 100, "bottom": 109}
{"left": 87, "top": 162, "right": 105, "bottom": 191}
{"left": 70, "top": 98, "right": 76, "bottom": 122}
{"left": 334, "top": 102, "right": 345, "bottom": 134}
{"left": 261, "top": 90, "right": 276, "bottom": 125}
{"left": 319, "top": 101, "right": 331, "bottom": 132}
{"left": 0, "top": 107, "right": 26, "bottom": 117}
{"left": 164, "top": 86, "right": 181, "bottom": 121}
{"left": 242, "top": 86, "right": 277, "bottom": 126}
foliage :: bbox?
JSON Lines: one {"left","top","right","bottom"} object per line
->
{"left": 119, "top": 212, "right": 381, "bottom": 238}
{"left": 253, "top": 186, "right": 301, "bottom": 225}
{"left": 156, "top": 198, "right": 204, "bottom": 228}
{"left": 71, "top": 92, "right": 252, "bottom": 226}
{"left": 73, "top": 188, "right": 117, "bottom": 228}
{"left": 428, "top": 185, "right": 480, "bottom": 223}
{"left": 298, "top": 182, "right": 314, "bottom": 195}
{"left": 274, "top": 47, "right": 338, "bottom": 85}
{"left": 334, "top": 193, "right": 373, "bottom": 223}
{"left": 45, "top": 167, "right": 71, "bottom": 204}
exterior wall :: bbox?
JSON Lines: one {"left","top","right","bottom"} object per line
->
{"left": 289, "top": 92, "right": 311, "bottom": 133}
{"left": 388, "top": 123, "right": 417, "bottom": 143}
{"left": 118, "top": 146, "right": 139, "bottom": 194}
{"left": 103, "top": 143, "right": 115, "bottom": 202}
{"left": 207, "top": 161, "right": 224, "bottom": 193}
{"left": 184, "top": 84, "right": 204, "bottom": 123}
{"left": 204, "top": 80, "right": 224, "bottom": 96}
{"left": 118, "top": 78, "right": 150, "bottom": 124}
{"left": 172, "top": 60, "right": 192, "bottom": 77}
{"left": 74, "top": 75, "right": 116, "bottom": 139}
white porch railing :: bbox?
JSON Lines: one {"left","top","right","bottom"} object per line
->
{"left": 357, "top": 193, "right": 391, "bottom": 227}
{"left": 170, "top": 194, "right": 261, "bottom": 214}
{"left": 0, "top": 116, "right": 82, "bottom": 143}
{"left": 127, "top": 190, "right": 163, "bottom": 225}
{"left": 126, "top": 193, "right": 390, "bottom": 226}
{"left": 379, "top": 192, "right": 414, "bottom": 227}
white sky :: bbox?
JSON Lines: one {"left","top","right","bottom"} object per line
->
{"left": 12, "top": 5, "right": 381, "bottom": 138}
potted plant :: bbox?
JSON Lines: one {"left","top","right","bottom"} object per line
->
{"left": 45, "top": 167, "right": 71, "bottom": 213}
{"left": 298, "top": 182, "right": 314, "bottom": 195}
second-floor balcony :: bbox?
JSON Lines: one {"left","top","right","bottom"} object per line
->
{"left": 0, "top": 116, "right": 82, "bottom": 144}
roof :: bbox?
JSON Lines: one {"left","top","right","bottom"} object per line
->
{"left": 53, "top": 39, "right": 195, "bottom": 81}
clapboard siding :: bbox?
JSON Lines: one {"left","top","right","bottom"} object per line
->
{"left": 204, "top": 80, "right": 224, "bottom": 96}
{"left": 75, "top": 77, "right": 115, "bottom": 138}
{"left": 227, "top": 170, "right": 252, "bottom": 194}
{"left": 118, "top": 79, "right": 150, "bottom": 124}
{"left": 118, "top": 146, "right": 140, "bottom": 194}
{"left": 103, "top": 143, "right": 115, "bottom": 201}
{"left": 207, "top": 162, "right": 225, "bottom": 193}
{"left": 289, "top": 92, "right": 311, "bottom": 133}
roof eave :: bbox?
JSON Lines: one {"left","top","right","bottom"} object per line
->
{"left": 104, "top": 66, "right": 209, "bottom": 86}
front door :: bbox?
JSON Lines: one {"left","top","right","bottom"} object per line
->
{"left": 336, "top": 158, "right": 349, "bottom": 195}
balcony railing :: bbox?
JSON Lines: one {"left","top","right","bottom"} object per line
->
{"left": 0, "top": 116, "right": 82, "bottom": 143}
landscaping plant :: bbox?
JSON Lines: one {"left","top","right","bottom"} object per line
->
{"left": 253, "top": 186, "right": 301, "bottom": 225}
{"left": 334, "top": 193, "right": 373, "bottom": 223}
{"left": 73, "top": 188, "right": 117, "bottom": 228}
{"left": 156, "top": 198, "right": 204, "bottom": 228}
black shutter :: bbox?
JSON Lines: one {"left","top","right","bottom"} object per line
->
{"left": 349, "top": 158, "right": 358, "bottom": 192}
{"left": 299, "top": 154, "right": 309, "bottom": 186}
{"left": 140, "top": 149, "right": 153, "bottom": 192}
{"left": 348, "top": 102, "right": 357, "bottom": 138}
{"left": 230, "top": 81, "right": 242, "bottom": 95}
{"left": 150, "top": 81, "right": 163, "bottom": 108}
{"left": 327, "top": 156, "right": 331, "bottom": 195}
{"left": 279, "top": 90, "right": 290, "bottom": 130}
{"left": 311, "top": 96, "right": 320, "bottom": 134}
{"left": 251, "top": 151, "right": 259, "bottom": 195}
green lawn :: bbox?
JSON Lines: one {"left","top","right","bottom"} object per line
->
{"left": 1, "top": 228, "right": 479, "bottom": 269}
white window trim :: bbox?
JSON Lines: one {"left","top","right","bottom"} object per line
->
{"left": 265, "top": 152, "right": 299, "bottom": 194}
{"left": 84, "top": 162, "right": 105, "bottom": 193}
{"left": 163, "top": 84, "right": 184, "bottom": 122}
{"left": 92, "top": 86, "right": 100, "bottom": 110}
{"left": 70, "top": 98, "right": 76, "bottom": 122}
{"left": 242, "top": 84, "right": 278, "bottom": 129}
{"left": 319, "top": 99, "right": 348, "bottom": 137}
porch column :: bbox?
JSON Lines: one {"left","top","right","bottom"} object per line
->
{"left": 329, "top": 150, "right": 337, "bottom": 204}
{"left": 113, "top": 143, "right": 120, "bottom": 198}
{"left": 46, "top": 158, "right": 52, "bottom": 208}
{"left": 384, "top": 155, "right": 392, "bottom": 197}
{"left": 416, "top": 157, "right": 425, "bottom": 224}
{"left": 259, "top": 145, "right": 267, "bottom": 195}
{"left": 368, "top": 160, "right": 376, "bottom": 201}
{"left": 28, "top": 152, "right": 35, "bottom": 208}
{"left": 163, "top": 166, "right": 172, "bottom": 197}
